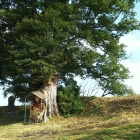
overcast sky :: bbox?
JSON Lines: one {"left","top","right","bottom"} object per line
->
{"left": 0, "top": 3, "right": 140, "bottom": 106}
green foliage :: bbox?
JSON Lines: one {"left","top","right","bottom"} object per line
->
{"left": 57, "top": 78, "right": 84, "bottom": 117}
{"left": 0, "top": 0, "right": 140, "bottom": 98}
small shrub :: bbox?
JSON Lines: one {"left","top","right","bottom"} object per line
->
{"left": 57, "top": 78, "right": 84, "bottom": 117}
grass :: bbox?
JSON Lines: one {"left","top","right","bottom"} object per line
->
{"left": 0, "top": 95, "right": 140, "bottom": 140}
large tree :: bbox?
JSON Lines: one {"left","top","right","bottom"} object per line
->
{"left": 0, "top": 0, "right": 139, "bottom": 117}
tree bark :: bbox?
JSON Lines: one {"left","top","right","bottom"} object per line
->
{"left": 41, "top": 77, "right": 59, "bottom": 120}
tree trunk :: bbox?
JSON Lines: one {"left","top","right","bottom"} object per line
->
{"left": 41, "top": 77, "right": 59, "bottom": 121}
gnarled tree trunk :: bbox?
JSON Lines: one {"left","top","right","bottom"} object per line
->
{"left": 41, "top": 77, "right": 59, "bottom": 121}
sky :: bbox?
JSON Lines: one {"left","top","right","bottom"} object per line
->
{"left": 0, "top": 2, "right": 140, "bottom": 106}
{"left": 119, "top": 2, "right": 140, "bottom": 94}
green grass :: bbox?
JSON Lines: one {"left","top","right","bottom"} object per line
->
{"left": 79, "top": 123, "right": 140, "bottom": 140}
{"left": 0, "top": 115, "right": 140, "bottom": 140}
{"left": 0, "top": 95, "right": 140, "bottom": 140}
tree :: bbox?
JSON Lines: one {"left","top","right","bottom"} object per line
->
{"left": 0, "top": 0, "right": 139, "bottom": 118}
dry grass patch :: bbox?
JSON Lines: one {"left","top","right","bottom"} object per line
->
{"left": 82, "top": 95, "right": 140, "bottom": 117}
{"left": 0, "top": 95, "right": 140, "bottom": 140}
{"left": 0, "top": 115, "right": 140, "bottom": 140}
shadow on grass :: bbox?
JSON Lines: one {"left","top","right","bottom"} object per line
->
{"left": 0, "top": 106, "right": 30, "bottom": 126}
{"left": 76, "top": 123, "right": 140, "bottom": 140}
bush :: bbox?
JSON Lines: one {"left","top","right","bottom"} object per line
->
{"left": 57, "top": 78, "right": 84, "bottom": 117}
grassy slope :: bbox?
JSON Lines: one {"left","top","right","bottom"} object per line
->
{"left": 0, "top": 95, "right": 140, "bottom": 140}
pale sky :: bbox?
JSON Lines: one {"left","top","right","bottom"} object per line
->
{"left": 120, "top": 2, "right": 140, "bottom": 94}
{"left": 0, "top": 3, "right": 140, "bottom": 106}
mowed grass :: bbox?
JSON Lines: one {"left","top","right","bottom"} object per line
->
{"left": 0, "top": 95, "right": 140, "bottom": 140}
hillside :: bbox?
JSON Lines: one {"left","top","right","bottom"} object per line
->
{"left": 83, "top": 95, "right": 140, "bottom": 116}
{"left": 0, "top": 95, "right": 140, "bottom": 140}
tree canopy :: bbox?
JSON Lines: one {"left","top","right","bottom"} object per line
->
{"left": 0, "top": 0, "right": 140, "bottom": 99}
